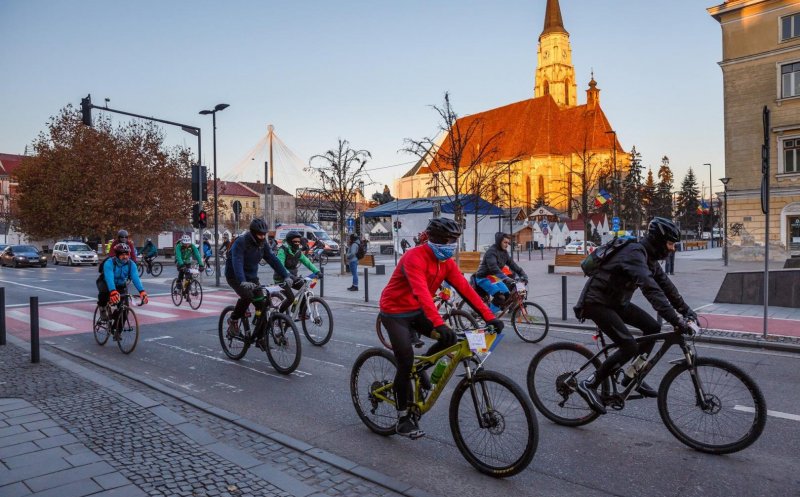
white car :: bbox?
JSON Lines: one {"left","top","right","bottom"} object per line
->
{"left": 52, "top": 241, "right": 99, "bottom": 266}
{"left": 564, "top": 241, "right": 597, "bottom": 255}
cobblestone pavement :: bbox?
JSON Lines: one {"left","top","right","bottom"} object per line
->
{"left": 0, "top": 339, "right": 427, "bottom": 497}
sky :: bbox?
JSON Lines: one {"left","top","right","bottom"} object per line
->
{"left": 0, "top": 0, "right": 727, "bottom": 199}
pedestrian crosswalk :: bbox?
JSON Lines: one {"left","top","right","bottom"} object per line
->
{"left": 6, "top": 290, "right": 239, "bottom": 339}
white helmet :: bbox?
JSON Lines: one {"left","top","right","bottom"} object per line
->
{"left": 181, "top": 234, "right": 192, "bottom": 245}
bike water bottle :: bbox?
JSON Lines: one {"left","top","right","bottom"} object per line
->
{"left": 254, "top": 308, "right": 262, "bottom": 324}
{"left": 430, "top": 357, "right": 449, "bottom": 385}
{"left": 625, "top": 353, "right": 648, "bottom": 379}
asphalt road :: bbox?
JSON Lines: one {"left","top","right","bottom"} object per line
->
{"left": 2, "top": 263, "right": 799, "bottom": 497}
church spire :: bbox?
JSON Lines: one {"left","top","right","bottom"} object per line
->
{"left": 541, "top": 0, "right": 568, "bottom": 38}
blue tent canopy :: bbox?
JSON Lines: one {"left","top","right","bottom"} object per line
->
{"left": 363, "top": 195, "right": 503, "bottom": 218}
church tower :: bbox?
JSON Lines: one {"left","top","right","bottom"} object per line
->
{"left": 534, "top": 0, "right": 577, "bottom": 107}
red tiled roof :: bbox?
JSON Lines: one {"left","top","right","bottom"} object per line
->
{"left": 0, "top": 153, "right": 25, "bottom": 176}
{"left": 239, "top": 181, "right": 292, "bottom": 196}
{"left": 216, "top": 181, "right": 259, "bottom": 197}
{"left": 423, "top": 95, "right": 623, "bottom": 174}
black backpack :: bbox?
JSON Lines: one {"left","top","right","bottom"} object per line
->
{"left": 355, "top": 240, "right": 366, "bottom": 260}
{"left": 580, "top": 236, "right": 635, "bottom": 276}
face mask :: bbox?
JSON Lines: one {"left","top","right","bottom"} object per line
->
{"left": 428, "top": 241, "right": 457, "bottom": 261}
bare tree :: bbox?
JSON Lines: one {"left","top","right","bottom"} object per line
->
{"left": 463, "top": 164, "right": 508, "bottom": 250}
{"left": 307, "top": 139, "right": 372, "bottom": 273}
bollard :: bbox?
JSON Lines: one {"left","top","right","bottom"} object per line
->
{"left": 528, "top": 246, "right": 531, "bottom": 261}
{"left": 540, "top": 246, "right": 544, "bottom": 260}
{"left": 319, "top": 267, "right": 324, "bottom": 298}
{"left": 561, "top": 275, "right": 567, "bottom": 321}
{"left": 0, "top": 287, "right": 5, "bottom": 346}
{"left": 30, "top": 296, "right": 39, "bottom": 363}
{"left": 364, "top": 268, "right": 369, "bottom": 303}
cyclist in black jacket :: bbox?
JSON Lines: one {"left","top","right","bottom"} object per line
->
{"left": 573, "top": 217, "right": 696, "bottom": 414}
{"left": 473, "top": 232, "right": 528, "bottom": 313}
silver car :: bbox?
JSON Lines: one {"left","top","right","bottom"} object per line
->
{"left": 52, "top": 241, "right": 99, "bottom": 266}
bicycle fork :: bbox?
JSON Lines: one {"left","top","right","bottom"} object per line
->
{"left": 463, "top": 360, "right": 497, "bottom": 429}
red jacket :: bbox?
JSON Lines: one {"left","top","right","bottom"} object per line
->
{"left": 379, "top": 244, "right": 494, "bottom": 327}
{"left": 108, "top": 240, "right": 137, "bottom": 263}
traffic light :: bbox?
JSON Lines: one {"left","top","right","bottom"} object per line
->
{"left": 200, "top": 166, "right": 208, "bottom": 201}
{"left": 192, "top": 203, "right": 201, "bottom": 228}
{"left": 198, "top": 210, "right": 207, "bottom": 229}
{"left": 80, "top": 94, "right": 92, "bottom": 127}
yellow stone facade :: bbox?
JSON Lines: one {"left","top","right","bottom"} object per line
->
{"left": 708, "top": 0, "right": 800, "bottom": 258}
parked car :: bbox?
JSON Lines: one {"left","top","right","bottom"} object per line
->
{"left": 52, "top": 241, "right": 99, "bottom": 266}
{"left": 564, "top": 241, "right": 597, "bottom": 255}
{"left": 274, "top": 224, "right": 340, "bottom": 256}
{"left": 0, "top": 245, "right": 48, "bottom": 267}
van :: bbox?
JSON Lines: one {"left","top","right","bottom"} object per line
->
{"left": 52, "top": 240, "right": 99, "bottom": 266}
{"left": 274, "top": 224, "right": 340, "bottom": 255}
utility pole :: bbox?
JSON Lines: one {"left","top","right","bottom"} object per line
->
{"left": 268, "top": 124, "right": 275, "bottom": 230}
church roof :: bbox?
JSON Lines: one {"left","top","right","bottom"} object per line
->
{"left": 541, "top": 0, "right": 568, "bottom": 37}
{"left": 0, "top": 153, "right": 25, "bottom": 177}
{"left": 419, "top": 94, "right": 624, "bottom": 175}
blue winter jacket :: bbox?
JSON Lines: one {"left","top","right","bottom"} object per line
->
{"left": 225, "top": 232, "right": 290, "bottom": 283}
{"left": 102, "top": 257, "right": 145, "bottom": 293}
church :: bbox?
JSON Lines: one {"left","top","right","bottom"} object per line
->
{"left": 394, "top": 0, "right": 629, "bottom": 216}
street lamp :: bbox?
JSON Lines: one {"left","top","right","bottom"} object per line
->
{"left": 604, "top": 130, "right": 618, "bottom": 218}
{"left": 199, "top": 103, "right": 230, "bottom": 287}
{"left": 704, "top": 163, "right": 713, "bottom": 239}
{"left": 720, "top": 177, "right": 731, "bottom": 266}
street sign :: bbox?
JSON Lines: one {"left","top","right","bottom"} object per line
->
{"left": 612, "top": 216, "right": 620, "bottom": 231}
{"left": 541, "top": 219, "right": 549, "bottom": 229}
{"left": 347, "top": 218, "right": 355, "bottom": 229}
{"left": 318, "top": 209, "right": 337, "bottom": 221}
{"left": 542, "top": 227, "right": 549, "bottom": 236}
{"left": 232, "top": 200, "right": 242, "bottom": 222}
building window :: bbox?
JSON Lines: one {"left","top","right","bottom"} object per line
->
{"left": 781, "top": 13, "right": 800, "bottom": 41}
{"left": 781, "top": 62, "right": 800, "bottom": 98}
{"left": 782, "top": 137, "right": 800, "bottom": 174}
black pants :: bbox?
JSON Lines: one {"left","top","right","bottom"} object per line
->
{"left": 226, "top": 275, "right": 262, "bottom": 320}
{"left": 582, "top": 303, "right": 661, "bottom": 385}
{"left": 380, "top": 312, "right": 449, "bottom": 412}
{"left": 96, "top": 278, "right": 126, "bottom": 307}
{"left": 177, "top": 265, "right": 191, "bottom": 285}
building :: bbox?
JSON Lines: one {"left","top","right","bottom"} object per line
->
{"left": 239, "top": 181, "right": 296, "bottom": 226}
{"left": 213, "top": 180, "right": 261, "bottom": 235}
{"left": 0, "top": 153, "right": 24, "bottom": 243}
{"left": 708, "top": 0, "right": 800, "bottom": 259}
{"left": 395, "top": 0, "right": 629, "bottom": 215}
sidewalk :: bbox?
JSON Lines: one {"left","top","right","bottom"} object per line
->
{"left": 315, "top": 249, "right": 800, "bottom": 351}
{"left": 0, "top": 336, "right": 433, "bottom": 497}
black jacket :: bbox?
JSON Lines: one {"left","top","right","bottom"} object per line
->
{"left": 475, "top": 232, "right": 527, "bottom": 280}
{"left": 576, "top": 238, "right": 688, "bottom": 326}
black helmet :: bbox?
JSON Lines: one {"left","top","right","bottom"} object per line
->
{"left": 285, "top": 231, "right": 302, "bottom": 243}
{"left": 426, "top": 218, "right": 462, "bottom": 243}
{"left": 249, "top": 218, "right": 269, "bottom": 235}
{"left": 117, "top": 229, "right": 129, "bottom": 238}
{"left": 113, "top": 243, "right": 131, "bottom": 255}
{"left": 647, "top": 217, "right": 680, "bottom": 244}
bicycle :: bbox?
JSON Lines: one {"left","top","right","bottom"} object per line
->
{"left": 308, "top": 249, "right": 328, "bottom": 266}
{"left": 271, "top": 276, "right": 334, "bottom": 346}
{"left": 526, "top": 321, "right": 767, "bottom": 454}
{"left": 351, "top": 326, "right": 539, "bottom": 477}
{"left": 137, "top": 256, "right": 163, "bottom": 277}
{"left": 93, "top": 291, "right": 144, "bottom": 354}
{"left": 218, "top": 283, "right": 302, "bottom": 374}
{"left": 171, "top": 265, "right": 203, "bottom": 310}
{"left": 457, "top": 277, "right": 549, "bottom": 343}
{"left": 204, "top": 255, "right": 216, "bottom": 276}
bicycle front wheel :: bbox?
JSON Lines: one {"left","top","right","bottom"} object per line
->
{"left": 116, "top": 308, "right": 139, "bottom": 354}
{"left": 137, "top": 263, "right": 144, "bottom": 277}
{"left": 265, "top": 312, "right": 301, "bottom": 374}
{"left": 151, "top": 261, "right": 163, "bottom": 277}
{"left": 511, "top": 301, "right": 549, "bottom": 343}
{"left": 218, "top": 305, "right": 249, "bottom": 360}
{"left": 447, "top": 309, "right": 479, "bottom": 332}
{"left": 450, "top": 370, "right": 538, "bottom": 477}
{"left": 302, "top": 297, "right": 333, "bottom": 346}
{"left": 171, "top": 279, "right": 183, "bottom": 306}
{"left": 187, "top": 280, "right": 203, "bottom": 310}
{"left": 205, "top": 263, "right": 215, "bottom": 276}
{"left": 527, "top": 342, "right": 604, "bottom": 426}
{"left": 658, "top": 357, "right": 767, "bottom": 454}
{"left": 350, "top": 348, "right": 398, "bottom": 436}
{"left": 93, "top": 305, "right": 109, "bottom": 345}
{"left": 455, "top": 300, "right": 485, "bottom": 328}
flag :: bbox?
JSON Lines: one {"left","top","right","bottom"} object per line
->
{"left": 594, "top": 189, "right": 612, "bottom": 209}
{"left": 697, "top": 200, "right": 710, "bottom": 215}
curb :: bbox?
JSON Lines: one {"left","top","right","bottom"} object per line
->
{"left": 6, "top": 335, "right": 437, "bottom": 497}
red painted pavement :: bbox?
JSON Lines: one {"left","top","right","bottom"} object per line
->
{"left": 699, "top": 313, "right": 800, "bottom": 338}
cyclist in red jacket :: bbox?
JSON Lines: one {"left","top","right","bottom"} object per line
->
{"left": 379, "top": 218, "right": 504, "bottom": 439}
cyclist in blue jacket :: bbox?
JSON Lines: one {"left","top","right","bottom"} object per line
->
{"left": 97, "top": 243, "right": 148, "bottom": 320}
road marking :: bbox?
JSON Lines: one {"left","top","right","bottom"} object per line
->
{"left": 143, "top": 336, "right": 173, "bottom": 342}
{"left": 155, "top": 342, "right": 289, "bottom": 380}
{"left": 0, "top": 279, "right": 93, "bottom": 299}
{"left": 735, "top": 405, "right": 800, "bottom": 422}
{"left": 303, "top": 357, "right": 345, "bottom": 368}
{"left": 132, "top": 308, "right": 178, "bottom": 319}
{"left": 8, "top": 310, "right": 75, "bottom": 332}
{"left": 147, "top": 301, "right": 220, "bottom": 314}
{"left": 49, "top": 306, "right": 96, "bottom": 320}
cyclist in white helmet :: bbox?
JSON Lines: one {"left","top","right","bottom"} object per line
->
{"left": 175, "top": 234, "right": 204, "bottom": 289}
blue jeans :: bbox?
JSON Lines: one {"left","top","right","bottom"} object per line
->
{"left": 474, "top": 276, "right": 509, "bottom": 314}
{"left": 349, "top": 260, "right": 359, "bottom": 287}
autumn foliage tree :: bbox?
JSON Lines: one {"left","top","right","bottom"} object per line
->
{"left": 14, "top": 105, "right": 193, "bottom": 241}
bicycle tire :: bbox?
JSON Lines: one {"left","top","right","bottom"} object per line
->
{"left": 375, "top": 315, "right": 393, "bottom": 350}
{"left": 527, "top": 342, "right": 605, "bottom": 426}
{"left": 259, "top": 258, "right": 267, "bottom": 266}
{"left": 511, "top": 301, "right": 549, "bottom": 343}
{"left": 265, "top": 312, "right": 302, "bottom": 374}
{"left": 205, "top": 263, "right": 214, "bottom": 277}
{"left": 151, "top": 261, "right": 163, "bottom": 277}
{"left": 301, "top": 296, "right": 333, "bottom": 346}
{"left": 446, "top": 309, "right": 479, "bottom": 331}
{"left": 116, "top": 308, "right": 139, "bottom": 354}
{"left": 449, "top": 370, "right": 538, "bottom": 477}
{"left": 137, "top": 263, "right": 144, "bottom": 277}
{"left": 455, "top": 300, "right": 485, "bottom": 328}
{"left": 218, "top": 305, "right": 249, "bottom": 360}
{"left": 171, "top": 279, "right": 183, "bottom": 306}
{"left": 350, "top": 348, "right": 398, "bottom": 436}
{"left": 320, "top": 254, "right": 328, "bottom": 265}
{"left": 187, "top": 280, "right": 203, "bottom": 310}
{"left": 658, "top": 357, "right": 767, "bottom": 454}
{"left": 93, "top": 305, "right": 109, "bottom": 346}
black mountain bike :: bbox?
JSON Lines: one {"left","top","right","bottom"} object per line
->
{"left": 93, "top": 291, "right": 144, "bottom": 354}
{"left": 526, "top": 322, "right": 766, "bottom": 454}
{"left": 218, "top": 284, "right": 301, "bottom": 374}
{"left": 137, "top": 257, "right": 163, "bottom": 277}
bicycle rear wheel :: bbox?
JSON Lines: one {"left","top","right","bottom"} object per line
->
{"left": 301, "top": 297, "right": 333, "bottom": 346}
{"left": 526, "top": 342, "right": 604, "bottom": 426}
{"left": 205, "top": 263, "right": 214, "bottom": 276}
{"left": 511, "top": 301, "right": 549, "bottom": 343}
{"left": 151, "top": 261, "right": 163, "bottom": 277}
{"left": 350, "top": 348, "right": 398, "bottom": 436}
{"left": 455, "top": 300, "right": 485, "bottom": 328}
{"left": 218, "top": 305, "right": 250, "bottom": 360}
{"left": 116, "top": 308, "right": 139, "bottom": 354}
{"left": 446, "top": 309, "right": 479, "bottom": 331}
{"left": 265, "top": 312, "right": 301, "bottom": 374}
{"left": 658, "top": 357, "right": 767, "bottom": 454}
{"left": 187, "top": 280, "right": 203, "bottom": 310}
{"left": 137, "top": 263, "right": 144, "bottom": 277}
{"left": 93, "top": 305, "right": 109, "bottom": 345}
{"left": 171, "top": 279, "right": 183, "bottom": 306}
{"left": 450, "top": 370, "right": 538, "bottom": 477}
